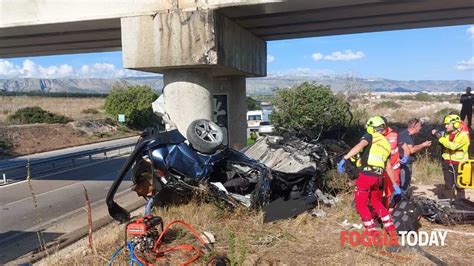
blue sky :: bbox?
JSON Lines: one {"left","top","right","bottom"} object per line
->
{"left": 0, "top": 25, "right": 473, "bottom": 81}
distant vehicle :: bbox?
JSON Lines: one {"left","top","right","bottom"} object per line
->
{"left": 258, "top": 121, "right": 274, "bottom": 135}
{"left": 261, "top": 102, "right": 273, "bottom": 122}
{"left": 247, "top": 110, "right": 262, "bottom": 131}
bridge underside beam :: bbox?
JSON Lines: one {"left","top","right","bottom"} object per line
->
{"left": 1, "top": 0, "right": 473, "bottom": 58}
{"left": 223, "top": 0, "right": 474, "bottom": 40}
{"left": 0, "top": 19, "right": 122, "bottom": 58}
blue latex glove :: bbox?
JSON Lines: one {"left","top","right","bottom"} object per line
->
{"left": 400, "top": 155, "right": 410, "bottom": 165}
{"left": 438, "top": 130, "right": 445, "bottom": 136}
{"left": 337, "top": 159, "right": 346, "bottom": 174}
{"left": 393, "top": 185, "right": 401, "bottom": 195}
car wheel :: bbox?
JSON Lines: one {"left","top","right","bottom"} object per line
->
{"left": 186, "top": 119, "right": 224, "bottom": 154}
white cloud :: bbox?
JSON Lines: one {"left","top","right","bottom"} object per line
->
{"left": 267, "top": 55, "right": 275, "bottom": 63}
{"left": 455, "top": 57, "right": 474, "bottom": 71}
{"left": 324, "top": 50, "right": 365, "bottom": 61}
{"left": 0, "top": 59, "right": 21, "bottom": 78}
{"left": 0, "top": 59, "right": 157, "bottom": 79}
{"left": 467, "top": 25, "right": 474, "bottom": 39}
{"left": 269, "top": 68, "right": 335, "bottom": 77}
{"left": 311, "top": 53, "right": 323, "bottom": 61}
{"left": 311, "top": 50, "right": 365, "bottom": 62}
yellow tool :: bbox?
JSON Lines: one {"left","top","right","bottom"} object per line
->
{"left": 457, "top": 160, "right": 474, "bottom": 189}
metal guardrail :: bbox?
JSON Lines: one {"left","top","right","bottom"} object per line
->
{"left": 0, "top": 140, "right": 137, "bottom": 184}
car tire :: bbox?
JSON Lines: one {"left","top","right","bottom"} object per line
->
{"left": 186, "top": 119, "right": 224, "bottom": 154}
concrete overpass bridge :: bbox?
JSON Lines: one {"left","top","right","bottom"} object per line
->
{"left": 1, "top": 0, "right": 473, "bottom": 148}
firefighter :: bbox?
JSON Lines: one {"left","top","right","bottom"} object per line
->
{"left": 381, "top": 117, "right": 401, "bottom": 207}
{"left": 337, "top": 116, "right": 400, "bottom": 232}
{"left": 432, "top": 114, "right": 470, "bottom": 199}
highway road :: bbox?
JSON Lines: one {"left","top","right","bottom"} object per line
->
{"left": 0, "top": 152, "right": 143, "bottom": 264}
{"left": 0, "top": 136, "right": 138, "bottom": 168}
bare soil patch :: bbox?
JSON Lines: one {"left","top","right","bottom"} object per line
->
{"left": 2, "top": 123, "right": 135, "bottom": 157}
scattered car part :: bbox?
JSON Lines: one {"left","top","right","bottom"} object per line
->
{"left": 415, "top": 197, "right": 474, "bottom": 225}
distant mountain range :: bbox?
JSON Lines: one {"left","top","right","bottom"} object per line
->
{"left": 1, "top": 75, "right": 473, "bottom": 95}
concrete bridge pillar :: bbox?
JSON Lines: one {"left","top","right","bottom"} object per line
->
{"left": 121, "top": 9, "right": 266, "bottom": 149}
{"left": 163, "top": 69, "right": 247, "bottom": 149}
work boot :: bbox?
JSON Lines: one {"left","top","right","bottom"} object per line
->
{"left": 442, "top": 189, "right": 455, "bottom": 200}
{"left": 456, "top": 188, "right": 466, "bottom": 200}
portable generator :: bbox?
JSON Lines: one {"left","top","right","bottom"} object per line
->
{"left": 126, "top": 215, "right": 164, "bottom": 252}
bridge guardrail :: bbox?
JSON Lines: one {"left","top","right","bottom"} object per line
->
{"left": 0, "top": 140, "right": 137, "bottom": 184}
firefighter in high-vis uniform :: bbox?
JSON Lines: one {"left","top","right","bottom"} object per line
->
{"left": 337, "top": 116, "right": 400, "bottom": 232}
{"left": 432, "top": 114, "right": 470, "bottom": 199}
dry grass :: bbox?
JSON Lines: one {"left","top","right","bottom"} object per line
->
{"left": 352, "top": 98, "right": 460, "bottom": 124}
{"left": 38, "top": 191, "right": 474, "bottom": 265}
{"left": 0, "top": 96, "right": 106, "bottom": 122}
{"left": 411, "top": 151, "right": 444, "bottom": 185}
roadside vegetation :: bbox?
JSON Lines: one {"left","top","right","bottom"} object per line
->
{"left": 246, "top": 96, "right": 261, "bottom": 110}
{"left": 0, "top": 95, "right": 106, "bottom": 122}
{"left": 0, "top": 87, "right": 159, "bottom": 156}
{"left": 373, "top": 100, "right": 401, "bottom": 110}
{"left": 396, "top": 92, "right": 460, "bottom": 103}
{"left": 271, "top": 82, "right": 352, "bottom": 136}
{"left": 7, "top": 106, "right": 72, "bottom": 124}
{"left": 40, "top": 185, "right": 474, "bottom": 265}
{"left": 104, "top": 84, "right": 159, "bottom": 129}
{"left": 0, "top": 132, "right": 12, "bottom": 157}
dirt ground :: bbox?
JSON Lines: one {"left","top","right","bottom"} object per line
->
{"left": 1, "top": 123, "right": 136, "bottom": 158}
{"left": 0, "top": 96, "right": 106, "bottom": 122}
{"left": 38, "top": 189, "right": 474, "bottom": 266}
{"left": 0, "top": 95, "right": 137, "bottom": 158}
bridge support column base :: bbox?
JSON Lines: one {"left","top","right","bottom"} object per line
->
{"left": 163, "top": 69, "right": 246, "bottom": 149}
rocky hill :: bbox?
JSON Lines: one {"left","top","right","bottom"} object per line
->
{"left": 1, "top": 75, "right": 472, "bottom": 95}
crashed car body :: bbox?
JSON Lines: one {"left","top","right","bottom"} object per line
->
{"left": 106, "top": 118, "right": 342, "bottom": 223}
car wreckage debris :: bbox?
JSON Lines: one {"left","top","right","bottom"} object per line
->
{"left": 106, "top": 123, "right": 348, "bottom": 223}
{"left": 244, "top": 136, "right": 345, "bottom": 222}
{"left": 414, "top": 196, "right": 474, "bottom": 225}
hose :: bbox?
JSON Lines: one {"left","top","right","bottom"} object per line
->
{"left": 144, "top": 196, "right": 155, "bottom": 216}
{"left": 152, "top": 220, "right": 210, "bottom": 266}
{"left": 109, "top": 241, "right": 145, "bottom": 266}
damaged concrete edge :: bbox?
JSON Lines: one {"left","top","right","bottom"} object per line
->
{"left": 9, "top": 199, "right": 145, "bottom": 265}
{"left": 121, "top": 8, "right": 266, "bottom": 77}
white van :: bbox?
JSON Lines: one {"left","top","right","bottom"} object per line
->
{"left": 247, "top": 110, "right": 263, "bottom": 131}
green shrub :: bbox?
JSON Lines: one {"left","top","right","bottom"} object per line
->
{"left": 434, "top": 107, "right": 459, "bottom": 123}
{"left": 399, "top": 95, "right": 413, "bottom": 101}
{"left": 414, "top": 92, "right": 432, "bottom": 102}
{"left": 374, "top": 101, "right": 401, "bottom": 110}
{"left": 0, "top": 138, "right": 11, "bottom": 151}
{"left": 246, "top": 97, "right": 261, "bottom": 110}
{"left": 81, "top": 108, "right": 100, "bottom": 114}
{"left": 104, "top": 85, "right": 159, "bottom": 129}
{"left": 271, "top": 82, "right": 351, "bottom": 133}
{"left": 7, "top": 106, "right": 72, "bottom": 124}
{"left": 351, "top": 108, "right": 370, "bottom": 126}
{"left": 435, "top": 107, "right": 458, "bottom": 117}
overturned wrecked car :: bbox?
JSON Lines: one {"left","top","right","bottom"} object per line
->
{"left": 106, "top": 113, "right": 345, "bottom": 223}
